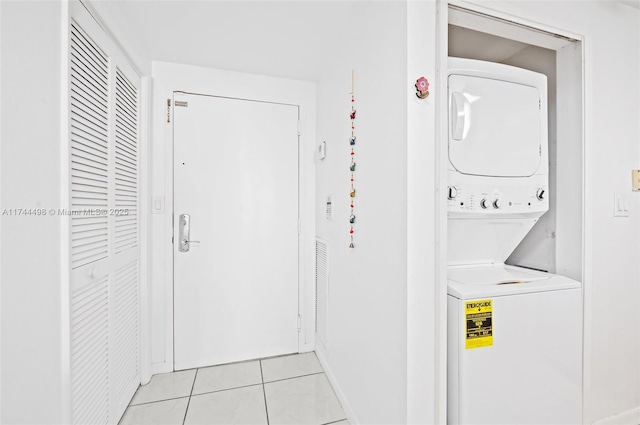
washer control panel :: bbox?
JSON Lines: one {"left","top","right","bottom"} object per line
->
{"left": 447, "top": 181, "right": 548, "bottom": 214}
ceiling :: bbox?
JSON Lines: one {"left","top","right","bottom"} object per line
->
{"left": 92, "top": 1, "right": 631, "bottom": 77}
{"left": 620, "top": 0, "right": 640, "bottom": 9}
{"left": 89, "top": 0, "right": 377, "bottom": 79}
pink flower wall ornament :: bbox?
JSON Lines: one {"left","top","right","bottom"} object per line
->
{"left": 415, "top": 76, "right": 430, "bottom": 99}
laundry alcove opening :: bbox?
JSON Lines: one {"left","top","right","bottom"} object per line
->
{"left": 443, "top": 7, "right": 586, "bottom": 423}
{"left": 447, "top": 7, "right": 584, "bottom": 279}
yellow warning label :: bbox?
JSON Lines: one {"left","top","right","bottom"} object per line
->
{"left": 465, "top": 299, "right": 493, "bottom": 349}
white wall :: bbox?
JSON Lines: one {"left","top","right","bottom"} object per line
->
{"left": 80, "top": 1, "right": 640, "bottom": 423}
{"left": 313, "top": 2, "right": 409, "bottom": 424}
{"left": 83, "top": 2, "right": 417, "bottom": 420}
{"left": 0, "top": 1, "right": 67, "bottom": 423}
{"left": 502, "top": 46, "right": 558, "bottom": 273}
{"left": 406, "top": 2, "right": 443, "bottom": 422}
{"left": 455, "top": 1, "right": 640, "bottom": 423}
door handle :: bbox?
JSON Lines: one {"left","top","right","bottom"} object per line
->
{"left": 451, "top": 91, "right": 468, "bottom": 141}
{"left": 179, "top": 214, "right": 200, "bottom": 252}
{"left": 181, "top": 238, "right": 200, "bottom": 247}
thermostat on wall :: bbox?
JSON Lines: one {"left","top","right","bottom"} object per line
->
{"left": 326, "top": 195, "right": 334, "bottom": 220}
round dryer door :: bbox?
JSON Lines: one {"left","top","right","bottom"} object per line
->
{"left": 448, "top": 74, "right": 544, "bottom": 177}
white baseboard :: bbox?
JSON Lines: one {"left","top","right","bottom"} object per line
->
{"left": 314, "top": 337, "right": 359, "bottom": 425}
{"left": 300, "top": 340, "right": 315, "bottom": 353}
{"left": 592, "top": 406, "right": 640, "bottom": 425}
{"left": 152, "top": 361, "right": 172, "bottom": 376}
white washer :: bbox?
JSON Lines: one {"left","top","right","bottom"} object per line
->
{"left": 446, "top": 58, "right": 582, "bottom": 424}
{"left": 448, "top": 265, "right": 582, "bottom": 424}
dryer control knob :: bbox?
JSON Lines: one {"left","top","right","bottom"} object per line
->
{"left": 536, "top": 188, "right": 545, "bottom": 201}
{"left": 447, "top": 186, "right": 458, "bottom": 200}
{"left": 480, "top": 199, "right": 489, "bottom": 209}
{"left": 493, "top": 199, "right": 502, "bottom": 209}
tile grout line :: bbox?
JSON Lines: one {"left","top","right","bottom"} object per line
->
{"left": 321, "top": 420, "right": 349, "bottom": 425}
{"left": 191, "top": 382, "right": 263, "bottom": 398}
{"left": 183, "top": 370, "right": 325, "bottom": 399}
{"left": 126, "top": 355, "right": 332, "bottom": 424}
{"left": 263, "top": 370, "right": 325, "bottom": 385}
{"left": 182, "top": 369, "right": 198, "bottom": 425}
{"left": 260, "top": 360, "right": 270, "bottom": 425}
{"left": 129, "top": 395, "right": 190, "bottom": 408}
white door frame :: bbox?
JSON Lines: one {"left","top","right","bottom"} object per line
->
{"left": 150, "top": 62, "right": 316, "bottom": 372}
{"left": 427, "top": 2, "right": 586, "bottom": 422}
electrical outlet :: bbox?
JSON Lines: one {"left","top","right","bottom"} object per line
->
{"left": 632, "top": 169, "right": 640, "bottom": 191}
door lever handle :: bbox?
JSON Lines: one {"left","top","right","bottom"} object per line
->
{"left": 179, "top": 214, "right": 200, "bottom": 252}
{"left": 181, "top": 239, "right": 200, "bottom": 245}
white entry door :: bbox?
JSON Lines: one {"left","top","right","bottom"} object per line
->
{"left": 173, "top": 92, "right": 300, "bottom": 370}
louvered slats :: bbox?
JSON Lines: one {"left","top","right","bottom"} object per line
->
{"left": 70, "top": 22, "right": 109, "bottom": 270}
{"left": 71, "top": 277, "right": 110, "bottom": 425}
{"left": 114, "top": 69, "right": 138, "bottom": 254}
{"left": 69, "top": 15, "right": 140, "bottom": 425}
{"left": 112, "top": 260, "right": 139, "bottom": 409}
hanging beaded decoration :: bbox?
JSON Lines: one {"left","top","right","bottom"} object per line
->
{"left": 349, "top": 70, "right": 356, "bottom": 249}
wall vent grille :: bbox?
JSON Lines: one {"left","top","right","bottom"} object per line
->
{"left": 315, "top": 238, "right": 329, "bottom": 348}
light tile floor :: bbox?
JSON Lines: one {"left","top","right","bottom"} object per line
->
{"left": 119, "top": 352, "right": 349, "bottom": 425}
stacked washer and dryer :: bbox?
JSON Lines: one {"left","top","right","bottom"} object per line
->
{"left": 446, "top": 58, "right": 583, "bottom": 424}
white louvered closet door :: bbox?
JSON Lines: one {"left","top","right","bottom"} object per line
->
{"left": 68, "top": 4, "right": 140, "bottom": 424}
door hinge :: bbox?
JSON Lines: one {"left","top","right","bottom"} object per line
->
{"left": 297, "top": 315, "right": 301, "bottom": 331}
{"left": 297, "top": 120, "right": 301, "bottom": 136}
{"left": 297, "top": 219, "right": 301, "bottom": 234}
{"left": 172, "top": 236, "right": 174, "bottom": 244}
{"left": 167, "top": 99, "right": 171, "bottom": 123}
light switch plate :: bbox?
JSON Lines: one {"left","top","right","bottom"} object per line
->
{"left": 614, "top": 192, "right": 630, "bottom": 217}
{"left": 152, "top": 196, "right": 165, "bottom": 214}
{"left": 632, "top": 170, "right": 640, "bottom": 191}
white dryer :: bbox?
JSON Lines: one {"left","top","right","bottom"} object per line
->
{"left": 446, "top": 58, "right": 582, "bottom": 424}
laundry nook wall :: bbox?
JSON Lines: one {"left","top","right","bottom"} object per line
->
{"left": 446, "top": 2, "right": 640, "bottom": 423}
